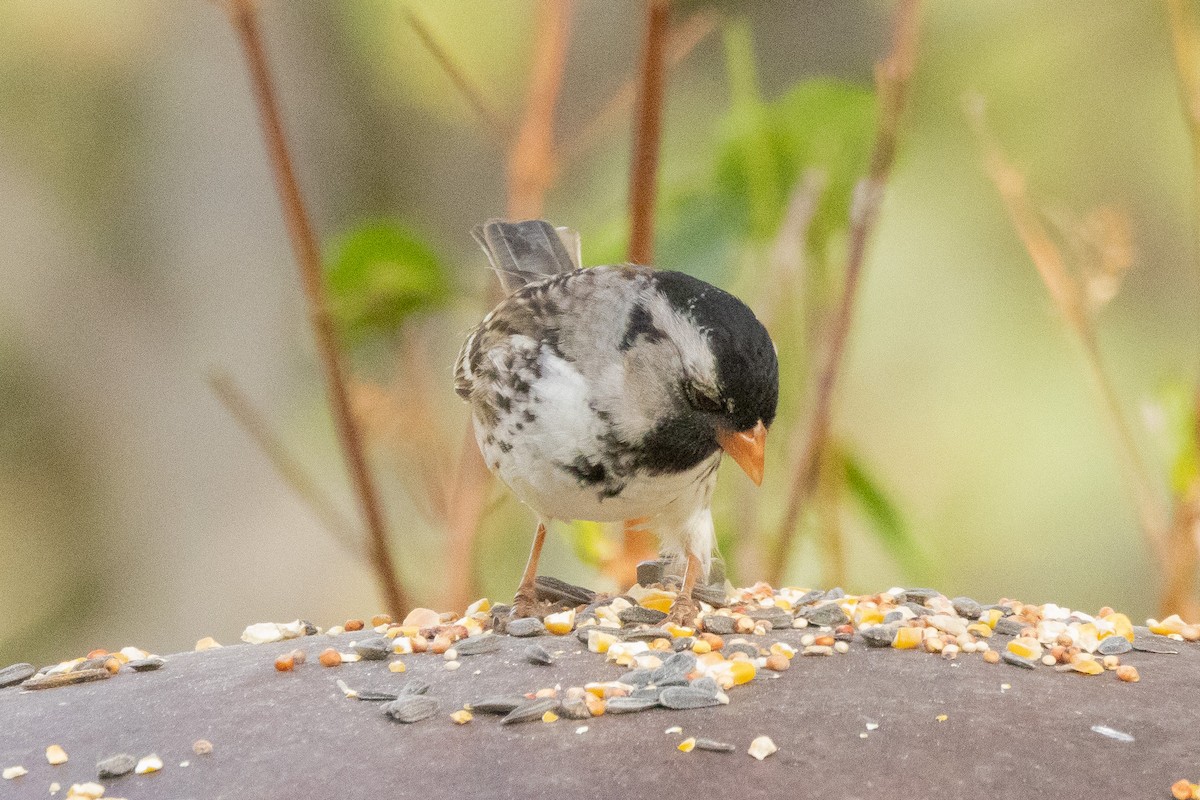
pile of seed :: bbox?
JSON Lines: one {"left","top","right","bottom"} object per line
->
{"left": 0, "top": 646, "right": 164, "bottom": 694}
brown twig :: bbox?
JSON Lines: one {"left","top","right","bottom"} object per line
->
{"left": 403, "top": 6, "right": 511, "bottom": 144}
{"left": 506, "top": 0, "right": 574, "bottom": 219}
{"left": 1168, "top": 0, "right": 1200, "bottom": 220}
{"left": 768, "top": 0, "right": 924, "bottom": 586}
{"left": 627, "top": 0, "right": 671, "bottom": 265}
{"left": 224, "top": 0, "right": 408, "bottom": 618}
{"left": 558, "top": 12, "right": 717, "bottom": 167}
{"left": 442, "top": 0, "right": 575, "bottom": 612}
{"left": 209, "top": 370, "right": 364, "bottom": 557}
{"left": 965, "top": 96, "right": 1170, "bottom": 569}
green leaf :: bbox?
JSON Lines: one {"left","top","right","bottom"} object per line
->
{"left": 714, "top": 80, "right": 876, "bottom": 245}
{"left": 325, "top": 221, "right": 451, "bottom": 342}
{"left": 566, "top": 520, "right": 612, "bottom": 568}
{"left": 839, "top": 448, "right": 924, "bottom": 577}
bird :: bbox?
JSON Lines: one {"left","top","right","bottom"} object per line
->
{"left": 454, "top": 219, "right": 778, "bottom": 624}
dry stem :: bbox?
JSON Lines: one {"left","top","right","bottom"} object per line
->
{"left": 627, "top": 0, "right": 671, "bottom": 265}
{"left": 224, "top": 0, "right": 408, "bottom": 618}
{"left": 209, "top": 371, "right": 363, "bottom": 556}
{"left": 965, "top": 98, "right": 1170, "bottom": 570}
{"left": 404, "top": 6, "right": 511, "bottom": 144}
{"left": 768, "top": 0, "right": 924, "bottom": 586}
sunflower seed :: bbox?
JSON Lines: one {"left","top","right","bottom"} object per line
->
{"left": 382, "top": 695, "right": 439, "bottom": 723}
{"left": 802, "top": 603, "right": 848, "bottom": 627}
{"left": 455, "top": 633, "right": 500, "bottom": 656}
{"left": 506, "top": 617, "right": 547, "bottom": 638}
{"left": 400, "top": 678, "right": 430, "bottom": 696}
{"left": 0, "top": 664, "right": 34, "bottom": 689}
{"left": 126, "top": 657, "right": 165, "bottom": 672}
{"left": 523, "top": 645, "right": 553, "bottom": 666}
{"left": 471, "top": 696, "right": 526, "bottom": 715}
{"left": 702, "top": 615, "right": 736, "bottom": 635}
{"left": 534, "top": 576, "right": 595, "bottom": 605}
{"left": 353, "top": 638, "right": 390, "bottom": 661}
{"left": 501, "top": 698, "right": 560, "bottom": 725}
{"left": 620, "top": 627, "right": 673, "bottom": 642}
{"left": 604, "top": 696, "right": 659, "bottom": 714}
{"left": 1097, "top": 636, "right": 1132, "bottom": 656}
{"left": 695, "top": 738, "right": 736, "bottom": 752}
{"left": 1002, "top": 652, "right": 1038, "bottom": 670}
{"left": 619, "top": 606, "right": 667, "bottom": 626}
{"left": 23, "top": 669, "right": 110, "bottom": 690}
{"left": 96, "top": 754, "right": 136, "bottom": 779}
{"left": 952, "top": 596, "right": 982, "bottom": 619}
{"left": 659, "top": 686, "right": 722, "bottom": 710}
{"left": 651, "top": 652, "right": 696, "bottom": 685}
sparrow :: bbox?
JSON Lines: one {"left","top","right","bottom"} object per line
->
{"left": 454, "top": 220, "right": 778, "bottom": 623}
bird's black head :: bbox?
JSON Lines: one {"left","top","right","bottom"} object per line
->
{"left": 653, "top": 270, "right": 779, "bottom": 433}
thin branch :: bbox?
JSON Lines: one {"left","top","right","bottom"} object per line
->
{"left": 506, "top": 0, "right": 574, "bottom": 219}
{"left": 224, "top": 0, "right": 409, "bottom": 618}
{"left": 442, "top": 0, "right": 575, "bottom": 612}
{"left": 1167, "top": 0, "right": 1200, "bottom": 223}
{"left": 627, "top": 0, "right": 672, "bottom": 265}
{"left": 403, "top": 6, "right": 511, "bottom": 144}
{"left": 209, "top": 370, "right": 364, "bottom": 557}
{"left": 558, "top": 12, "right": 717, "bottom": 167}
{"left": 768, "top": 0, "right": 924, "bottom": 586}
{"left": 965, "top": 96, "right": 1170, "bottom": 568}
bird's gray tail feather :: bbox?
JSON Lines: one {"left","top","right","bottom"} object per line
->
{"left": 472, "top": 219, "right": 581, "bottom": 294}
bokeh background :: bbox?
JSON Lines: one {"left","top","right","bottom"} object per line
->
{"left": 2, "top": 0, "right": 1198, "bottom": 667}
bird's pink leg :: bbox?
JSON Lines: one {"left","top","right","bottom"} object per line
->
{"left": 512, "top": 521, "right": 547, "bottom": 618}
{"left": 667, "top": 550, "right": 702, "bottom": 626}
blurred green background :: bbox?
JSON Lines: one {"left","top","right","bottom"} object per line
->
{"left": 1, "top": 0, "right": 1198, "bottom": 667}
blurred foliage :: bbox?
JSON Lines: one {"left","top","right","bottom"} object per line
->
{"left": 839, "top": 447, "right": 924, "bottom": 579}
{"left": 325, "top": 221, "right": 451, "bottom": 343}
{"left": 1149, "top": 381, "right": 1200, "bottom": 497}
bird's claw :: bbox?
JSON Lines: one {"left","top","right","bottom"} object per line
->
{"left": 511, "top": 588, "right": 541, "bottom": 619}
{"left": 666, "top": 595, "right": 700, "bottom": 627}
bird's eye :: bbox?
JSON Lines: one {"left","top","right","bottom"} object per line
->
{"left": 683, "top": 381, "right": 724, "bottom": 414}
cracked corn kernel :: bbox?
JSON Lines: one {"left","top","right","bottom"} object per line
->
{"left": 1102, "top": 655, "right": 1120, "bottom": 670}
{"left": 664, "top": 623, "right": 694, "bottom": 638}
{"left": 967, "top": 623, "right": 992, "bottom": 638}
{"left": 892, "top": 627, "right": 922, "bottom": 649}
{"left": 135, "top": 754, "right": 163, "bottom": 774}
{"left": 691, "top": 639, "right": 712, "bottom": 655}
{"left": 765, "top": 654, "right": 790, "bottom": 671}
{"left": 1148, "top": 614, "right": 1187, "bottom": 636}
{"left": 747, "top": 736, "right": 777, "bottom": 761}
{"left": 935, "top": 714, "right": 948, "bottom": 722}
{"left": 1006, "top": 637, "right": 1042, "bottom": 660}
{"left": 541, "top": 711, "right": 559, "bottom": 723}
{"left": 545, "top": 609, "right": 576, "bottom": 635}
{"left": 194, "top": 637, "right": 221, "bottom": 652}
{"left": 730, "top": 660, "right": 756, "bottom": 685}
{"left": 45, "top": 746, "right": 68, "bottom": 766}
{"left": 1071, "top": 659, "right": 1104, "bottom": 676}
{"left": 587, "top": 630, "right": 616, "bottom": 654}
{"left": 389, "top": 660, "right": 407, "bottom": 673}
{"left": 678, "top": 737, "right": 696, "bottom": 753}
{"left": 450, "top": 710, "right": 473, "bottom": 724}
{"left": 1116, "top": 665, "right": 1139, "bottom": 683}
{"left": 2, "top": 766, "right": 26, "bottom": 780}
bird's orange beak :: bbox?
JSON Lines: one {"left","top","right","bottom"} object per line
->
{"left": 717, "top": 420, "right": 767, "bottom": 486}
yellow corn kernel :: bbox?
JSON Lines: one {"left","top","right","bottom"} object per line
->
{"left": 545, "top": 609, "right": 576, "bottom": 635}
{"left": 664, "top": 623, "right": 694, "bottom": 638}
{"left": 966, "top": 623, "right": 993, "bottom": 639}
{"left": 1148, "top": 614, "right": 1187, "bottom": 636}
{"left": 677, "top": 737, "right": 696, "bottom": 753}
{"left": 730, "top": 660, "right": 756, "bottom": 685}
{"left": 773, "top": 598, "right": 793, "bottom": 612}
{"left": 388, "top": 660, "right": 407, "bottom": 673}
{"left": 691, "top": 639, "right": 712, "bottom": 655}
{"left": 892, "top": 627, "right": 922, "bottom": 650}
{"left": 450, "top": 710, "right": 473, "bottom": 724}
{"left": 639, "top": 591, "right": 677, "bottom": 613}
{"left": 982, "top": 608, "right": 1003, "bottom": 629}
{"left": 855, "top": 607, "right": 884, "bottom": 627}
{"left": 466, "top": 598, "right": 491, "bottom": 615}
{"left": 542, "top": 711, "right": 559, "bottom": 723}
{"left": 1106, "top": 612, "right": 1134, "bottom": 642}
{"left": 1006, "top": 637, "right": 1042, "bottom": 660}
{"left": 1071, "top": 658, "right": 1104, "bottom": 676}
{"left": 769, "top": 642, "right": 797, "bottom": 659}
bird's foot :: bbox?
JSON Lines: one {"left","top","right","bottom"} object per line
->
{"left": 666, "top": 594, "right": 700, "bottom": 627}
{"left": 511, "top": 588, "right": 542, "bottom": 619}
